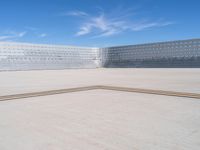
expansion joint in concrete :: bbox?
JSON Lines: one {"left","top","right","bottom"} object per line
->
{"left": 0, "top": 85, "right": 200, "bottom": 101}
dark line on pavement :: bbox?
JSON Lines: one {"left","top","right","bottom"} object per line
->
{"left": 99, "top": 86, "right": 200, "bottom": 99}
{"left": 0, "top": 85, "right": 200, "bottom": 101}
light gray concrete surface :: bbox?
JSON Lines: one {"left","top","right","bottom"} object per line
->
{"left": 0, "top": 90, "right": 200, "bottom": 150}
{"left": 0, "top": 69, "right": 200, "bottom": 96}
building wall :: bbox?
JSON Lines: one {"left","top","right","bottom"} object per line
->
{"left": 0, "top": 42, "right": 99, "bottom": 71}
{"left": 0, "top": 39, "right": 200, "bottom": 71}
{"left": 102, "top": 39, "right": 200, "bottom": 68}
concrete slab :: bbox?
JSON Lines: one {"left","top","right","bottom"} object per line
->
{"left": 0, "top": 90, "right": 200, "bottom": 150}
{"left": 0, "top": 69, "right": 200, "bottom": 96}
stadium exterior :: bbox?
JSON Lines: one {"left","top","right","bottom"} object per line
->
{"left": 0, "top": 38, "right": 199, "bottom": 70}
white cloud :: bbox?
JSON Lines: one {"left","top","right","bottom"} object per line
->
{"left": 76, "top": 25, "right": 91, "bottom": 36}
{"left": 131, "top": 21, "right": 174, "bottom": 31}
{"left": 0, "top": 36, "right": 12, "bottom": 40}
{"left": 0, "top": 31, "right": 27, "bottom": 41}
{"left": 63, "top": 10, "right": 88, "bottom": 17}
{"left": 18, "top": 31, "right": 27, "bottom": 37}
{"left": 25, "top": 27, "right": 48, "bottom": 38}
{"left": 76, "top": 14, "right": 124, "bottom": 37}
{"left": 39, "top": 33, "right": 47, "bottom": 37}
{"left": 66, "top": 9, "right": 173, "bottom": 37}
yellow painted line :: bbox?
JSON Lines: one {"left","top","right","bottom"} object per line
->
{"left": 0, "top": 85, "right": 200, "bottom": 101}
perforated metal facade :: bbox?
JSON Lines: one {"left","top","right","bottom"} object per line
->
{"left": 102, "top": 39, "right": 200, "bottom": 68}
{"left": 0, "top": 39, "right": 200, "bottom": 70}
{"left": 0, "top": 42, "right": 99, "bottom": 70}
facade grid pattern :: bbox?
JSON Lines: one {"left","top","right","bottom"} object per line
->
{"left": 102, "top": 39, "right": 200, "bottom": 68}
{"left": 0, "top": 39, "right": 200, "bottom": 70}
{"left": 0, "top": 43, "right": 99, "bottom": 70}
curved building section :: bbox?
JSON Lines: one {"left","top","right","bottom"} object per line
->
{"left": 0, "top": 42, "right": 99, "bottom": 71}
{"left": 102, "top": 39, "right": 200, "bottom": 68}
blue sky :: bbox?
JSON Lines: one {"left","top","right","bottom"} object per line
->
{"left": 0, "top": 0, "right": 199, "bottom": 47}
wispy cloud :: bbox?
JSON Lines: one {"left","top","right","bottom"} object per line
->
{"left": 131, "top": 21, "right": 173, "bottom": 31}
{"left": 0, "top": 28, "right": 48, "bottom": 42}
{"left": 39, "top": 33, "right": 47, "bottom": 37}
{"left": 25, "top": 27, "right": 48, "bottom": 38}
{"left": 0, "top": 31, "right": 27, "bottom": 41}
{"left": 62, "top": 10, "right": 88, "bottom": 17}
{"left": 65, "top": 9, "right": 174, "bottom": 37}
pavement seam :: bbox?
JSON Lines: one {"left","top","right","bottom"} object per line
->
{"left": 0, "top": 85, "right": 200, "bottom": 101}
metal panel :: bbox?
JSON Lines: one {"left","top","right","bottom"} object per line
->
{"left": 102, "top": 39, "right": 200, "bottom": 68}
{"left": 0, "top": 39, "right": 200, "bottom": 70}
{"left": 0, "top": 42, "right": 100, "bottom": 71}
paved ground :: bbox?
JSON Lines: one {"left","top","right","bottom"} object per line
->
{"left": 0, "top": 69, "right": 200, "bottom": 150}
{"left": 0, "top": 69, "right": 200, "bottom": 96}
{"left": 1, "top": 85, "right": 200, "bottom": 102}
{"left": 0, "top": 90, "right": 200, "bottom": 150}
